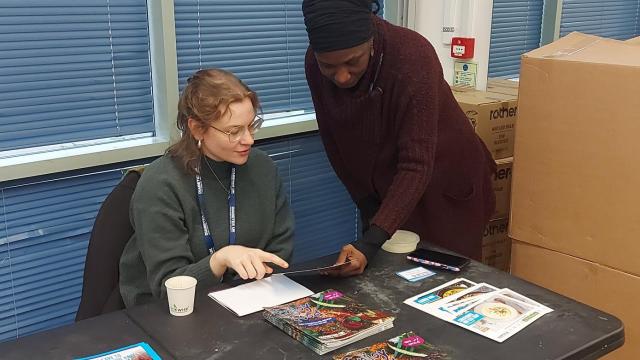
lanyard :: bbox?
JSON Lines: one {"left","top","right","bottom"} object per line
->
{"left": 195, "top": 165, "right": 236, "bottom": 254}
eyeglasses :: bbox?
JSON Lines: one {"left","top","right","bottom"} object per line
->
{"left": 209, "top": 115, "right": 264, "bottom": 143}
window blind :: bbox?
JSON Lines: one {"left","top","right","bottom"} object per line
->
{"left": 174, "top": 0, "right": 314, "bottom": 115}
{"left": 560, "top": 0, "right": 640, "bottom": 40}
{"left": 257, "top": 134, "right": 359, "bottom": 263}
{"left": 488, "top": 0, "right": 544, "bottom": 78}
{"left": 0, "top": 169, "right": 126, "bottom": 341}
{"left": 0, "top": 0, "right": 154, "bottom": 152}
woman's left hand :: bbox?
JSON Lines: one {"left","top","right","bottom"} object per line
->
{"left": 323, "top": 244, "right": 367, "bottom": 277}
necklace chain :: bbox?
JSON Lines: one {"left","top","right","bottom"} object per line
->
{"left": 203, "top": 157, "right": 230, "bottom": 194}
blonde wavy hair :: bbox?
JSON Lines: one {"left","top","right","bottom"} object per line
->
{"left": 166, "top": 69, "right": 260, "bottom": 175}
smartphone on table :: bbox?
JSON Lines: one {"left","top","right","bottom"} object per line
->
{"left": 406, "top": 248, "right": 470, "bottom": 272}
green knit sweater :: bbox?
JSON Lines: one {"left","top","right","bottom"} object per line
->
{"left": 119, "top": 149, "right": 294, "bottom": 307}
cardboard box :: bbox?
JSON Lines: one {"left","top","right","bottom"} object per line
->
{"left": 511, "top": 240, "right": 636, "bottom": 359}
{"left": 492, "top": 157, "right": 512, "bottom": 220}
{"left": 510, "top": 32, "right": 640, "bottom": 275}
{"left": 481, "top": 218, "right": 511, "bottom": 271}
{"left": 452, "top": 89, "right": 517, "bottom": 159}
{"left": 486, "top": 78, "right": 519, "bottom": 97}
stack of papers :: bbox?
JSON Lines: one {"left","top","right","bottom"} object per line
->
{"left": 208, "top": 274, "right": 314, "bottom": 316}
{"left": 404, "top": 278, "right": 553, "bottom": 342}
{"left": 263, "top": 289, "right": 395, "bottom": 355}
{"left": 333, "top": 331, "right": 448, "bottom": 360}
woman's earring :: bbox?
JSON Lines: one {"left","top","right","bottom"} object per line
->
{"left": 197, "top": 139, "right": 202, "bottom": 149}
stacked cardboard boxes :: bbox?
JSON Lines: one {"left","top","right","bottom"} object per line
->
{"left": 509, "top": 33, "right": 640, "bottom": 359}
{"left": 481, "top": 217, "right": 510, "bottom": 271}
{"left": 453, "top": 87, "right": 517, "bottom": 161}
{"left": 452, "top": 81, "right": 518, "bottom": 271}
{"left": 492, "top": 156, "right": 513, "bottom": 220}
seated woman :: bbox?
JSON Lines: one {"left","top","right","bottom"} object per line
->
{"left": 119, "top": 69, "right": 293, "bottom": 307}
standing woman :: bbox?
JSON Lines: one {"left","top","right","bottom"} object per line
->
{"left": 120, "top": 69, "right": 293, "bottom": 307}
{"left": 302, "top": 0, "right": 496, "bottom": 276}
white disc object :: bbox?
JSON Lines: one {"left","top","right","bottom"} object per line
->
{"left": 381, "top": 230, "right": 420, "bottom": 253}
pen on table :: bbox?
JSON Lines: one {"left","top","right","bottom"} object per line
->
{"left": 407, "top": 256, "right": 461, "bottom": 272}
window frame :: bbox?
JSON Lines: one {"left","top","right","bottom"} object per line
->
{"left": 540, "top": 0, "right": 563, "bottom": 46}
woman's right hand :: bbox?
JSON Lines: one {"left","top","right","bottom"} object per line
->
{"left": 209, "top": 245, "right": 289, "bottom": 280}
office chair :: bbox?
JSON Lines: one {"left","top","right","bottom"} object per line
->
{"left": 75, "top": 169, "right": 143, "bottom": 321}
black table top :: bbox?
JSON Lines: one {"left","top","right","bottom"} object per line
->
{"left": 126, "top": 251, "right": 624, "bottom": 360}
{"left": 0, "top": 310, "right": 174, "bottom": 360}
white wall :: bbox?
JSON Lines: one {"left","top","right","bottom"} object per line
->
{"left": 411, "top": 0, "right": 493, "bottom": 91}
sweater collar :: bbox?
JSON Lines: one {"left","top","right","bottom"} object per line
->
{"left": 200, "top": 156, "right": 232, "bottom": 181}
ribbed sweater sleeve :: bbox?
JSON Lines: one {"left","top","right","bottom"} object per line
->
{"left": 371, "top": 42, "right": 440, "bottom": 236}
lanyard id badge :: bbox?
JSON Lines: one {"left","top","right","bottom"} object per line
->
{"left": 195, "top": 165, "right": 236, "bottom": 254}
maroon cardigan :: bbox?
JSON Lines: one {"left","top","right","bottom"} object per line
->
{"left": 305, "top": 17, "right": 496, "bottom": 260}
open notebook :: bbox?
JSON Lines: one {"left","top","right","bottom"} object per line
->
{"left": 208, "top": 274, "right": 314, "bottom": 316}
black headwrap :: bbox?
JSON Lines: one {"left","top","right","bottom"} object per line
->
{"left": 302, "top": 0, "right": 374, "bottom": 53}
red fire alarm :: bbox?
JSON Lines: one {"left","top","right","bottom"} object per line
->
{"left": 451, "top": 37, "right": 475, "bottom": 59}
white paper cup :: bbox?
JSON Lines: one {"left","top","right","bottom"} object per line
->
{"left": 165, "top": 275, "right": 197, "bottom": 316}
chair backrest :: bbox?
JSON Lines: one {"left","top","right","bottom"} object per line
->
{"left": 75, "top": 170, "right": 142, "bottom": 321}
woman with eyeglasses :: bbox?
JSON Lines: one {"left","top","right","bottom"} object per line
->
{"left": 302, "top": 0, "right": 496, "bottom": 276}
{"left": 119, "top": 69, "right": 293, "bottom": 307}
